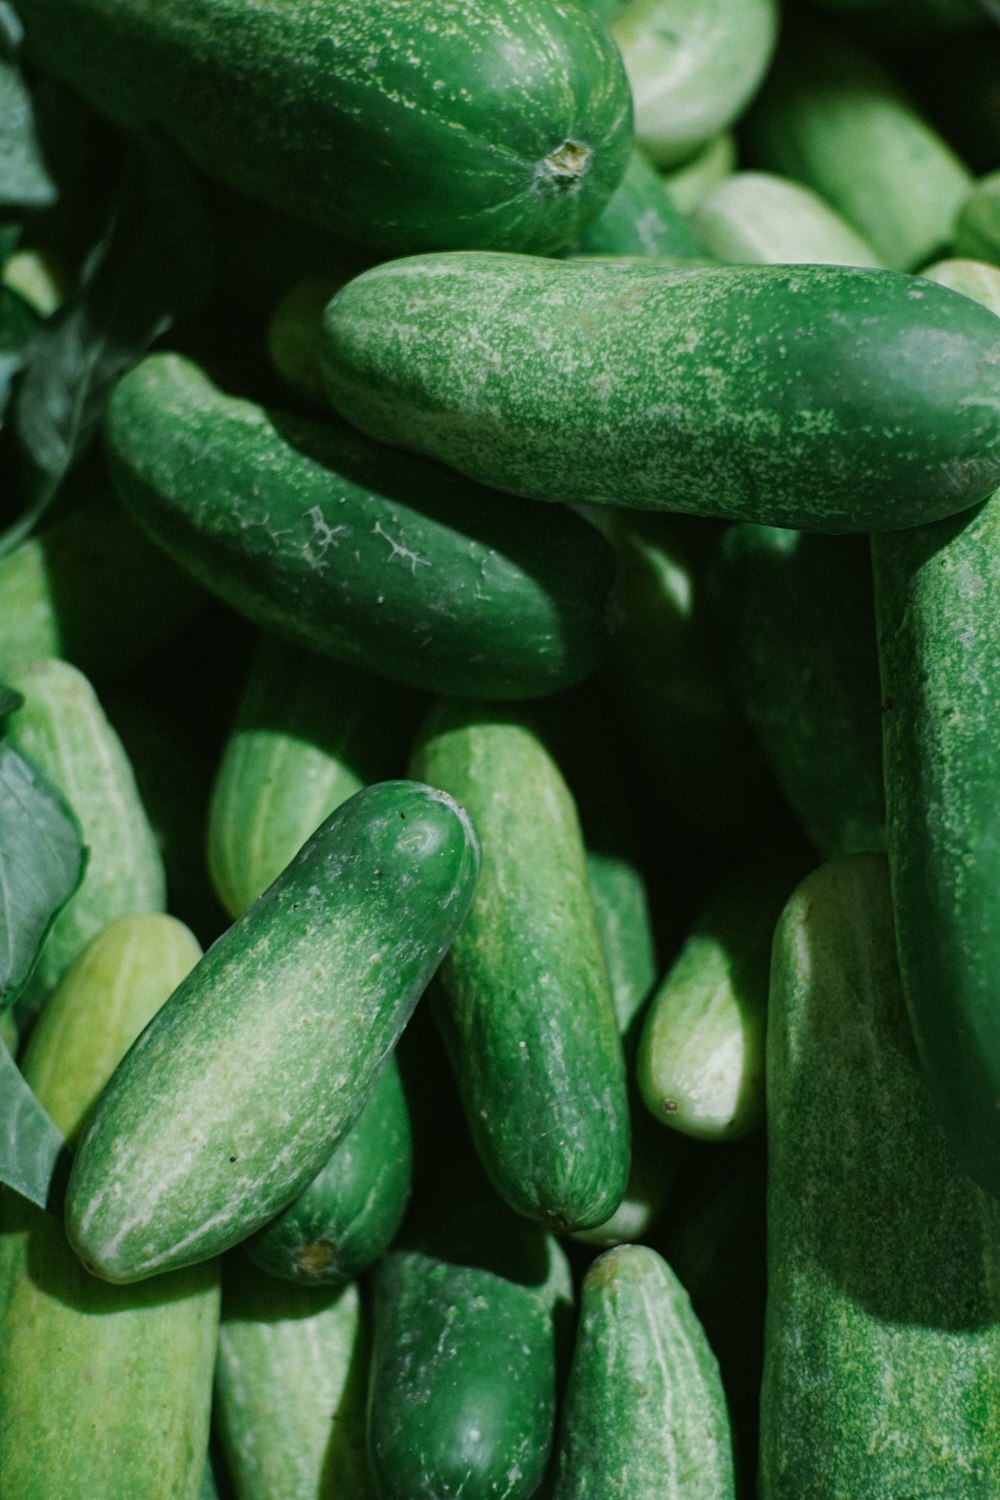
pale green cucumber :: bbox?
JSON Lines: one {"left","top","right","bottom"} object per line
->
{"left": 215, "top": 1262, "right": 373, "bottom": 1500}
{"left": 0, "top": 913, "right": 220, "bottom": 1499}
{"left": 4, "top": 657, "right": 166, "bottom": 1004}
{"left": 920, "top": 257, "right": 1000, "bottom": 304}
{"left": 611, "top": 0, "right": 778, "bottom": 168}
{"left": 65, "top": 779, "right": 480, "bottom": 1282}
{"left": 410, "top": 702, "right": 629, "bottom": 1232}
{"left": 761, "top": 854, "right": 1000, "bottom": 1497}
{"left": 208, "top": 633, "right": 410, "bottom": 920}
{"left": 660, "top": 132, "right": 736, "bottom": 215}
{"left": 692, "top": 171, "right": 884, "bottom": 266}
{"left": 954, "top": 173, "right": 1000, "bottom": 263}
{"left": 553, "top": 1243, "right": 735, "bottom": 1499}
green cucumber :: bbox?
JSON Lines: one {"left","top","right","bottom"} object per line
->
{"left": 691, "top": 171, "right": 884, "bottom": 267}
{"left": 107, "top": 353, "right": 616, "bottom": 700}
{"left": 367, "top": 1196, "right": 572, "bottom": 1500}
{"left": 0, "top": 913, "right": 220, "bottom": 1499}
{"left": 65, "top": 779, "right": 481, "bottom": 1283}
{"left": 562, "top": 146, "right": 708, "bottom": 261}
{"left": 268, "top": 273, "right": 357, "bottom": 408}
{"left": 762, "top": 854, "right": 1000, "bottom": 1496}
{"left": 712, "top": 524, "right": 885, "bottom": 858}
{"left": 215, "top": 1262, "right": 373, "bottom": 1500}
{"left": 744, "top": 25, "right": 972, "bottom": 271}
{"left": 4, "top": 657, "right": 166, "bottom": 1004}
{"left": 660, "top": 132, "right": 736, "bottom": 215}
{"left": 321, "top": 253, "right": 1000, "bottom": 532}
{"left": 208, "top": 634, "right": 413, "bottom": 921}
{"left": 610, "top": 0, "right": 778, "bottom": 168}
{"left": 920, "top": 258, "right": 1000, "bottom": 304}
{"left": 553, "top": 1243, "right": 736, "bottom": 1500}
{"left": 410, "top": 701, "right": 629, "bottom": 1232}
{"left": 244, "top": 1052, "right": 412, "bottom": 1285}
{"left": 954, "top": 171, "right": 1000, "bottom": 264}
{"left": 17, "top": 0, "right": 631, "bottom": 254}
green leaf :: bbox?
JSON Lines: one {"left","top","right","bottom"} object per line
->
{"left": 0, "top": 682, "right": 23, "bottom": 716}
{"left": 0, "top": 281, "right": 38, "bottom": 421}
{"left": 0, "top": 1035, "right": 68, "bottom": 1211}
{"left": 0, "top": 739, "right": 86, "bottom": 1010}
{"left": 0, "top": 53, "right": 57, "bottom": 212}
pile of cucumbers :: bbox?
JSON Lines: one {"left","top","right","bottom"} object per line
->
{"left": 4, "top": 0, "right": 1000, "bottom": 1494}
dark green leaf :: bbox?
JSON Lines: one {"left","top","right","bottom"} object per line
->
{"left": 0, "top": 739, "right": 86, "bottom": 1010}
{"left": 0, "top": 132, "right": 213, "bottom": 552}
{"left": 0, "top": 1035, "right": 68, "bottom": 1211}
{"left": 0, "top": 281, "right": 38, "bottom": 420}
{"left": 0, "top": 683, "right": 24, "bottom": 716}
{"left": 0, "top": 53, "right": 57, "bottom": 212}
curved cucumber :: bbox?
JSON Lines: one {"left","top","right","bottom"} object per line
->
{"left": 65, "top": 780, "right": 480, "bottom": 1282}
{"left": 410, "top": 701, "right": 629, "bottom": 1232}
{"left": 553, "top": 1243, "right": 735, "bottom": 1500}
{"left": 367, "top": 1198, "right": 572, "bottom": 1500}
{"left": 0, "top": 914, "right": 219, "bottom": 1499}
{"left": 244, "top": 1051, "right": 412, "bottom": 1285}
{"left": 762, "top": 854, "right": 1000, "bottom": 1496}
{"left": 107, "top": 353, "right": 616, "bottom": 699}
{"left": 208, "top": 633, "right": 412, "bottom": 920}
{"left": 4, "top": 657, "right": 166, "bottom": 1003}
{"left": 321, "top": 253, "right": 1000, "bottom": 532}
{"left": 17, "top": 0, "right": 631, "bottom": 254}
{"left": 215, "top": 1263, "right": 373, "bottom": 1500}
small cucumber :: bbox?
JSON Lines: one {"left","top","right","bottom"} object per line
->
{"left": 208, "top": 633, "right": 413, "bottom": 921}
{"left": 552, "top": 1243, "right": 736, "bottom": 1500}
{"left": 0, "top": 913, "right": 220, "bottom": 1499}
{"left": 761, "top": 854, "right": 1000, "bottom": 1497}
{"left": 367, "top": 1196, "right": 572, "bottom": 1500}
{"left": 215, "top": 1261, "right": 373, "bottom": 1500}
{"left": 65, "top": 779, "right": 480, "bottom": 1282}
{"left": 244, "top": 1052, "right": 412, "bottom": 1286}
{"left": 4, "top": 657, "right": 166, "bottom": 1003}
{"left": 410, "top": 701, "right": 629, "bottom": 1232}
{"left": 660, "top": 132, "right": 736, "bottom": 215}
{"left": 107, "top": 353, "right": 616, "bottom": 700}
{"left": 267, "top": 272, "right": 359, "bottom": 408}
{"left": 321, "top": 253, "right": 1000, "bottom": 532}
{"left": 691, "top": 171, "right": 884, "bottom": 267}
{"left": 954, "top": 171, "right": 1000, "bottom": 263}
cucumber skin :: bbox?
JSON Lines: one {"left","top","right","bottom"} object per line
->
{"left": 553, "top": 1244, "right": 735, "bottom": 1500}
{"left": 0, "top": 915, "right": 219, "bottom": 1500}
{"left": 16, "top": 0, "right": 631, "bottom": 254}
{"left": 64, "top": 780, "right": 481, "bottom": 1283}
{"left": 761, "top": 855, "right": 1000, "bottom": 1498}
{"left": 367, "top": 1210, "right": 572, "bottom": 1500}
{"left": 107, "top": 353, "right": 616, "bottom": 700}
{"left": 563, "top": 146, "right": 707, "bottom": 261}
{"left": 410, "top": 702, "right": 630, "bottom": 1233}
{"left": 215, "top": 1264, "right": 373, "bottom": 1500}
{"left": 321, "top": 253, "right": 1000, "bottom": 533}
{"left": 244, "top": 1052, "right": 412, "bottom": 1285}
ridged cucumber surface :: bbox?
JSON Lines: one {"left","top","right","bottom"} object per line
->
{"left": 65, "top": 780, "right": 480, "bottom": 1282}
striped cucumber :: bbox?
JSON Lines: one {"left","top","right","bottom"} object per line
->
{"left": 65, "top": 780, "right": 480, "bottom": 1282}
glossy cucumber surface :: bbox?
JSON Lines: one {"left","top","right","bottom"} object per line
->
{"left": 322, "top": 254, "right": 1000, "bottom": 532}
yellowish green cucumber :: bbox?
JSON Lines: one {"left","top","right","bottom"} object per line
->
{"left": 65, "top": 780, "right": 480, "bottom": 1282}
{"left": 0, "top": 913, "right": 220, "bottom": 1498}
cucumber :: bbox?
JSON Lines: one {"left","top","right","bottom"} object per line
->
{"left": 0, "top": 913, "right": 220, "bottom": 1499}
{"left": 4, "top": 657, "right": 166, "bottom": 1004}
{"left": 16, "top": 0, "right": 632, "bottom": 254}
{"left": 660, "top": 132, "right": 736, "bottom": 215}
{"left": 244, "top": 1052, "right": 412, "bottom": 1286}
{"left": 215, "top": 1261, "right": 373, "bottom": 1500}
{"left": 410, "top": 701, "right": 629, "bottom": 1232}
{"left": 208, "top": 634, "right": 413, "bottom": 921}
{"left": 64, "top": 779, "right": 481, "bottom": 1283}
{"left": 762, "top": 854, "right": 1000, "bottom": 1496}
{"left": 321, "top": 253, "right": 1000, "bottom": 532}
{"left": 268, "top": 273, "right": 357, "bottom": 408}
{"left": 562, "top": 146, "right": 708, "bottom": 261}
{"left": 691, "top": 171, "right": 884, "bottom": 267}
{"left": 552, "top": 1243, "right": 736, "bottom": 1500}
{"left": 367, "top": 1195, "right": 572, "bottom": 1500}
{"left": 954, "top": 170, "right": 1000, "bottom": 264}
{"left": 107, "top": 353, "right": 616, "bottom": 700}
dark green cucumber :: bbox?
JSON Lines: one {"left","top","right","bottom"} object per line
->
{"left": 107, "top": 353, "right": 616, "bottom": 700}
{"left": 712, "top": 524, "right": 885, "bottom": 858}
{"left": 762, "top": 854, "right": 1000, "bottom": 1497}
{"left": 64, "top": 779, "right": 480, "bottom": 1283}
{"left": 553, "top": 1243, "right": 735, "bottom": 1500}
{"left": 0, "top": 914, "right": 220, "bottom": 1499}
{"left": 321, "top": 253, "right": 1000, "bottom": 532}
{"left": 208, "top": 633, "right": 414, "bottom": 920}
{"left": 562, "top": 146, "right": 708, "bottom": 261}
{"left": 17, "top": 0, "right": 631, "bottom": 254}
{"left": 244, "top": 1051, "right": 412, "bottom": 1285}
{"left": 215, "top": 1263, "right": 373, "bottom": 1500}
{"left": 410, "top": 701, "right": 629, "bottom": 1233}
{"left": 367, "top": 1196, "right": 572, "bottom": 1500}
